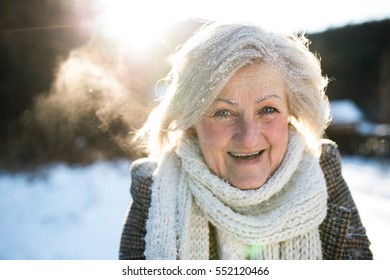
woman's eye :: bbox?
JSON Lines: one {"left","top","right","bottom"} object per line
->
{"left": 260, "top": 107, "right": 278, "bottom": 115}
{"left": 214, "top": 109, "right": 232, "bottom": 118}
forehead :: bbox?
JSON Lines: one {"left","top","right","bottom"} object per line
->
{"left": 217, "top": 62, "right": 286, "bottom": 101}
{"left": 228, "top": 62, "right": 284, "bottom": 87}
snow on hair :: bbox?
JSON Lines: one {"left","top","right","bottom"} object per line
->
{"left": 137, "top": 22, "right": 330, "bottom": 158}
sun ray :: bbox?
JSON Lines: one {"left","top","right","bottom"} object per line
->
{"left": 92, "top": 0, "right": 187, "bottom": 52}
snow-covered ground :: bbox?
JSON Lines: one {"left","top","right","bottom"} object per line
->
{"left": 340, "top": 157, "right": 390, "bottom": 260}
{"left": 0, "top": 161, "right": 131, "bottom": 260}
{"left": 0, "top": 157, "right": 389, "bottom": 260}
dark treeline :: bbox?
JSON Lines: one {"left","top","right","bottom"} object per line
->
{"left": 309, "top": 19, "right": 390, "bottom": 124}
{"left": 0, "top": 1, "right": 389, "bottom": 171}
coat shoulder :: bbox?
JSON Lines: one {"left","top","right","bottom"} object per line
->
{"left": 130, "top": 158, "right": 157, "bottom": 180}
{"left": 318, "top": 139, "right": 373, "bottom": 259}
{"left": 320, "top": 139, "right": 341, "bottom": 164}
{"left": 130, "top": 158, "right": 157, "bottom": 191}
{"left": 129, "top": 158, "right": 157, "bottom": 204}
{"left": 319, "top": 139, "right": 343, "bottom": 195}
{"left": 119, "top": 158, "right": 157, "bottom": 260}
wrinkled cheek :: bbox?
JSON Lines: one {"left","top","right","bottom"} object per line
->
{"left": 195, "top": 123, "right": 232, "bottom": 178}
{"left": 197, "top": 143, "right": 227, "bottom": 179}
{"left": 264, "top": 120, "right": 289, "bottom": 169}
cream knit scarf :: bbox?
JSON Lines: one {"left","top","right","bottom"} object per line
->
{"left": 144, "top": 131, "right": 328, "bottom": 260}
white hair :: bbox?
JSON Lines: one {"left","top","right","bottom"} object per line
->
{"left": 136, "top": 21, "right": 330, "bottom": 158}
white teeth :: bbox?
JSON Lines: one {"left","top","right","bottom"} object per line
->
{"left": 228, "top": 150, "right": 263, "bottom": 159}
{"left": 230, "top": 151, "right": 260, "bottom": 157}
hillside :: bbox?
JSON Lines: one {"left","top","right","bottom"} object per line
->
{"left": 309, "top": 19, "right": 390, "bottom": 123}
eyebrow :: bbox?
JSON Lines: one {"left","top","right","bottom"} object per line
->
{"left": 216, "top": 98, "right": 238, "bottom": 106}
{"left": 256, "top": 94, "right": 282, "bottom": 103}
{"left": 216, "top": 94, "right": 282, "bottom": 106}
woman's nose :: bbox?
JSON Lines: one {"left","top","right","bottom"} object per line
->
{"left": 234, "top": 117, "right": 262, "bottom": 150}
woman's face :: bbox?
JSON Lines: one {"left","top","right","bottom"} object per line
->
{"left": 194, "top": 62, "right": 290, "bottom": 190}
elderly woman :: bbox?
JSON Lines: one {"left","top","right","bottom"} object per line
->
{"left": 119, "top": 22, "right": 372, "bottom": 260}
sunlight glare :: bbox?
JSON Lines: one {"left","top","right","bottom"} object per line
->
{"left": 94, "top": 0, "right": 187, "bottom": 51}
{"left": 91, "top": 0, "right": 390, "bottom": 52}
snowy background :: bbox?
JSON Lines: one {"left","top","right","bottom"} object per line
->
{"left": 0, "top": 157, "right": 389, "bottom": 260}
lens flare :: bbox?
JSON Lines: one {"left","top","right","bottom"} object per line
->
{"left": 93, "top": 0, "right": 187, "bottom": 51}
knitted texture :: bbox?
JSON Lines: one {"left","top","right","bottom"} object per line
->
{"left": 144, "top": 131, "right": 328, "bottom": 260}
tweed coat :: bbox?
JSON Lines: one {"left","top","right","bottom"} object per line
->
{"left": 119, "top": 140, "right": 373, "bottom": 260}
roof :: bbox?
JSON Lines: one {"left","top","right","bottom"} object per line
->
{"left": 330, "top": 100, "right": 364, "bottom": 124}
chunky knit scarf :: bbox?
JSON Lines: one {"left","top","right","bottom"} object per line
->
{"left": 144, "top": 131, "right": 328, "bottom": 260}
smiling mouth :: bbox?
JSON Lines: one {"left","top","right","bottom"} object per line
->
{"left": 228, "top": 150, "right": 264, "bottom": 160}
